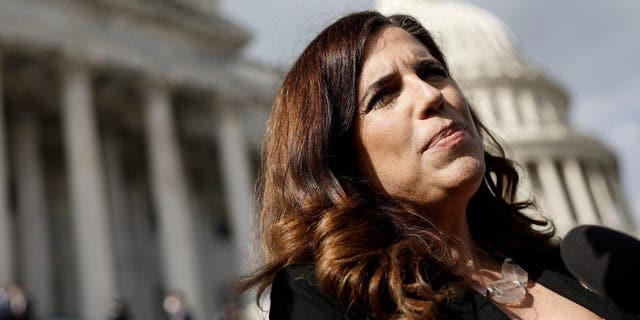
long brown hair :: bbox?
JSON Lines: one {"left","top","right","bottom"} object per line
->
{"left": 241, "top": 11, "right": 556, "bottom": 320}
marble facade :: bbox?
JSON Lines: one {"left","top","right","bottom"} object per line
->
{"left": 0, "top": 0, "right": 276, "bottom": 319}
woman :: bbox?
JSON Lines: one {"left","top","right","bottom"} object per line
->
{"left": 241, "top": 11, "right": 635, "bottom": 320}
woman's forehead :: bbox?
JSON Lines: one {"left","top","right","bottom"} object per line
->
{"left": 366, "top": 27, "right": 431, "bottom": 60}
{"left": 360, "top": 27, "right": 434, "bottom": 87}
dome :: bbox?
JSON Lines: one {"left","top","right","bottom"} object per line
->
{"left": 376, "top": 0, "right": 540, "bottom": 80}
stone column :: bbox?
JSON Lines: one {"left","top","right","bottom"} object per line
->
{"left": 561, "top": 158, "right": 599, "bottom": 225}
{"left": 586, "top": 165, "right": 621, "bottom": 230}
{"left": 540, "top": 94, "right": 561, "bottom": 126}
{"left": 516, "top": 89, "right": 541, "bottom": 129}
{"left": 61, "top": 60, "right": 117, "bottom": 320}
{"left": 0, "top": 51, "right": 14, "bottom": 287}
{"left": 213, "top": 97, "right": 257, "bottom": 313}
{"left": 495, "top": 86, "right": 520, "bottom": 130}
{"left": 605, "top": 168, "right": 636, "bottom": 234}
{"left": 470, "top": 89, "right": 497, "bottom": 127}
{"left": 536, "top": 158, "right": 574, "bottom": 236}
{"left": 12, "top": 111, "right": 54, "bottom": 317}
{"left": 143, "top": 80, "right": 205, "bottom": 320}
{"left": 213, "top": 97, "right": 255, "bottom": 275}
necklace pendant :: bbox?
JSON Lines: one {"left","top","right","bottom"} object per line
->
{"left": 485, "top": 258, "right": 528, "bottom": 304}
{"left": 502, "top": 258, "right": 528, "bottom": 284}
{"left": 487, "top": 279, "right": 526, "bottom": 304}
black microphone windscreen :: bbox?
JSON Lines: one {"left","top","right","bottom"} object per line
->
{"left": 560, "top": 224, "right": 640, "bottom": 315}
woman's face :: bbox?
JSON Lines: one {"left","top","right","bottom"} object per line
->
{"left": 354, "top": 26, "right": 485, "bottom": 214}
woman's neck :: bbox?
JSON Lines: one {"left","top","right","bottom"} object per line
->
{"left": 432, "top": 209, "right": 502, "bottom": 281}
{"left": 411, "top": 201, "right": 503, "bottom": 281}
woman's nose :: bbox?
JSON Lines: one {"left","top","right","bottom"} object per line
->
{"left": 412, "top": 78, "right": 444, "bottom": 119}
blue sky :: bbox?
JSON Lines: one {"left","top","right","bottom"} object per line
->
{"left": 219, "top": 0, "right": 640, "bottom": 227}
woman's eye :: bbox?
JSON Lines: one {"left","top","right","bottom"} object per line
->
{"left": 369, "top": 88, "right": 394, "bottom": 110}
{"left": 419, "top": 67, "right": 448, "bottom": 80}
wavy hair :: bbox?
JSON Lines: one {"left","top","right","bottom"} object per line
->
{"left": 240, "top": 11, "right": 556, "bottom": 320}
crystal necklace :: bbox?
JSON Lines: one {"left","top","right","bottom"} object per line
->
{"left": 483, "top": 258, "right": 528, "bottom": 304}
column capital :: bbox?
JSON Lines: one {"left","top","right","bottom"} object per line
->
{"left": 56, "top": 50, "right": 93, "bottom": 74}
{"left": 138, "top": 72, "right": 173, "bottom": 93}
{"left": 208, "top": 92, "right": 246, "bottom": 114}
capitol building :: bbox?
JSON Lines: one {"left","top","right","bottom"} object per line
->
{"left": 0, "top": 0, "right": 635, "bottom": 319}
{"left": 0, "top": 0, "right": 276, "bottom": 319}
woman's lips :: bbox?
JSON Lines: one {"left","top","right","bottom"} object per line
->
{"left": 425, "top": 123, "right": 467, "bottom": 153}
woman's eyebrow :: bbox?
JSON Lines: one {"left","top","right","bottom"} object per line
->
{"left": 359, "top": 59, "right": 444, "bottom": 106}
{"left": 414, "top": 58, "right": 445, "bottom": 70}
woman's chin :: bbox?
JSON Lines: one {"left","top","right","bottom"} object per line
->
{"left": 444, "top": 156, "right": 485, "bottom": 192}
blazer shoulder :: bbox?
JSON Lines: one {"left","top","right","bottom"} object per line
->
{"left": 270, "top": 264, "right": 359, "bottom": 320}
{"left": 275, "top": 264, "right": 318, "bottom": 286}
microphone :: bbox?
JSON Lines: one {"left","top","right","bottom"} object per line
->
{"left": 560, "top": 224, "right": 640, "bottom": 315}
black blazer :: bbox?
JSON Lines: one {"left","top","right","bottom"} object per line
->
{"left": 269, "top": 254, "right": 637, "bottom": 320}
